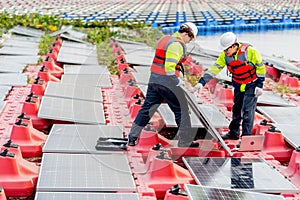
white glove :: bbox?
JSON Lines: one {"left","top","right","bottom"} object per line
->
{"left": 191, "top": 83, "right": 203, "bottom": 93}
{"left": 176, "top": 78, "right": 185, "bottom": 87}
{"left": 254, "top": 87, "right": 263, "bottom": 97}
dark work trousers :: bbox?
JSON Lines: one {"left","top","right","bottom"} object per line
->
{"left": 131, "top": 83, "right": 195, "bottom": 145}
{"left": 228, "top": 81, "right": 257, "bottom": 137}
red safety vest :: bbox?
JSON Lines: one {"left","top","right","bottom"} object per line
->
{"left": 151, "top": 35, "right": 186, "bottom": 77}
{"left": 226, "top": 43, "right": 257, "bottom": 84}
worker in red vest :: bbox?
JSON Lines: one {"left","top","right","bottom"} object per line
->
{"left": 193, "top": 32, "right": 266, "bottom": 140}
{"left": 128, "top": 22, "right": 199, "bottom": 148}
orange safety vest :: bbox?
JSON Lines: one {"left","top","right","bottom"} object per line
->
{"left": 226, "top": 43, "right": 257, "bottom": 84}
{"left": 151, "top": 35, "right": 186, "bottom": 77}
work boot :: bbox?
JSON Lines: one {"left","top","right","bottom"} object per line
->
{"left": 178, "top": 141, "right": 199, "bottom": 148}
{"left": 127, "top": 123, "right": 143, "bottom": 146}
{"left": 128, "top": 136, "right": 137, "bottom": 146}
{"left": 221, "top": 133, "right": 240, "bottom": 140}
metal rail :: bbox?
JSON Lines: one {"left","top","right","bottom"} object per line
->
{"left": 180, "top": 85, "right": 233, "bottom": 157}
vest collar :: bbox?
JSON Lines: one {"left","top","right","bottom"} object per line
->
{"left": 173, "top": 32, "right": 184, "bottom": 42}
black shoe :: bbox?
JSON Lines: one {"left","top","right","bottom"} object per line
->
{"left": 221, "top": 133, "right": 239, "bottom": 140}
{"left": 128, "top": 136, "right": 137, "bottom": 146}
{"left": 178, "top": 141, "right": 199, "bottom": 148}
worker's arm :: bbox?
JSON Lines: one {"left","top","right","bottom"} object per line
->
{"left": 198, "top": 52, "right": 227, "bottom": 86}
{"left": 165, "top": 42, "right": 184, "bottom": 85}
{"left": 247, "top": 46, "right": 266, "bottom": 88}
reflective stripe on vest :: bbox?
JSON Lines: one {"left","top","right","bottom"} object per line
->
{"left": 226, "top": 43, "right": 257, "bottom": 84}
{"left": 151, "top": 35, "right": 186, "bottom": 77}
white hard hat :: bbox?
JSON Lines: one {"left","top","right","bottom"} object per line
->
{"left": 183, "top": 22, "right": 198, "bottom": 38}
{"left": 219, "top": 32, "right": 238, "bottom": 50}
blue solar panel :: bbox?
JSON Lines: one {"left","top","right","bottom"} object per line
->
{"left": 183, "top": 157, "right": 298, "bottom": 193}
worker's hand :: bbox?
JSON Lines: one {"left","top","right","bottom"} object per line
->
{"left": 254, "top": 87, "right": 263, "bottom": 97}
{"left": 176, "top": 78, "right": 185, "bottom": 87}
{"left": 191, "top": 83, "right": 203, "bottom": 93}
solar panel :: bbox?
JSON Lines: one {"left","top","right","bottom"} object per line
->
{"left": 43, "top": 124, "right": 124, "bottom": 153}
{"left": 9, "top": 26, "right": 44, "bottom": 37}
{"left": 183, "top": 157, "right": 298, "bottom": 193}
{"left": 0, "top": 55, "right": 40, "bottom": 65}
{"left": 63, "top": 29, "right": 87, "bottom": 40}
{"left": 0, "top": 85, "right": 11, "bottom": 100}
{"left": 158, "top": 104, "right": 229, "bottom": 128}
{"left": 59, "top": 33, "right": 89, "bottom": 44}
{"left": 117, "top": 39, "right": 149, "bottom": 52}
{"left": 10, "top": 35, "right": 41, "bottom": 43}
{"left": 184, "top": 184, "right": 286, "bottom": 200}
{"left": 136, "top": 84, "right": 148, "bottom": 95}
{"left": 0, "top": 62, "right": 26, "bottom": 73}
{"left": 124, "top": 51, "right": 154, "bottom": 66}
{"left": 61, "top": 41, "right": 95, "bottom": 49}
{"left": 35, "top": 192, "right": 139, "bottom": 200}
{"left": 0, "top": 101, "right": 6, "bottom": 113}
{"left": 44, "top": 82, "right": 103, "bottom": 102}
{"left": 58, "top": 45, "right": 97, "bottom": 57}
{"left": 257, "top": 91, "right": 296, "bottom": 107}
{"left": 257, "top": 106, "right": 300, "bottom": 124}
{"left": 57, "top": 52, "right": 98, "bottom": 65}
{"left": 0, "top": 46, "right": 39, "bottom": 56}
{"left": 49, "top": 27, "right": 72, "bottom": 37}
{"left": 264, "top": 56, "right": 300, "bottom": 76}
{"left": 38, "top": 96, "right": 106, "bottom": 124}
{"left": 37, "top": 153, "right": 136, "bottom": 192}
{"left": 0, "top": 73, "right": 27, "bottom": 86}
{"left": 122, "top": 45, "right": 154, "bottom": 55}
{"left": 274, "top": 124, "right": 300, "bottom": 149}
{"left": 133, "top": 66, "right": 151, "bottom": 74}
{"left": 83, "top": 55, "right": 100, "bottom": 65}
{"left": 63, "top": 64, "right": 110, "bottom": 75}
{"left": 3, "top": 38, "right": 39, "bottom": 48}
{"left": 131, "top": 72, "right": 150, "bottom": 85}
{"left": 61, "top": 74, "right": 112, "bottom": 88}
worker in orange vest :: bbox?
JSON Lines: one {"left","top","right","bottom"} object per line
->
{"left": 128, "top": 22, "right": 199, "bottom": 148}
